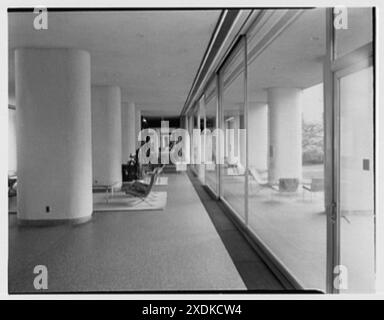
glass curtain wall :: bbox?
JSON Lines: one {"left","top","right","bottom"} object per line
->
{"left": 191, "top": 7, "right": 375, "bottom": 293}
{"left": 192, "top": 103, "right": 200, "bottom": 174}
{"left": 246, "top": 8, "right": 326, "bottom": 291}
{"left": 204, "top": 77, "right": 219, "bottom": 195}
{"left": 219, "top": 40, "right": 246, "bottom": 220}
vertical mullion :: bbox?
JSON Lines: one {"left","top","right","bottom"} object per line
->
{"left": 216, "top": 74, "right": 222, "bottom": 199}
{"left": 200, "top": 95, "right": 207, "bottom": 185}
{"left": 333, "top": 71, "right": 341, "bottom": 294}
{"left": 324, "top": 7, "right": 340, "bottom": 294}
{"left": 243, "top": 35, "right": 249, "bottom": 226}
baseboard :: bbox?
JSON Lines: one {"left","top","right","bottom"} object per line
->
{"left": 17, "top": 214, "right": 93, "bottom": 227}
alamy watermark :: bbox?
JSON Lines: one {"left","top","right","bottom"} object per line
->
{"left": 136, "top": 125, "right": 246, "bottom": 168}
{"left": 333, "top": 265, "right": 348, "bottom": 290}
{"left": 33, "top": 7, "right": 48, "bottom": 30}
{"left": 33, "top": 265, "right": 48, "bottom": 290}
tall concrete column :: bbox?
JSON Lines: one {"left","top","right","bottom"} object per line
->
{"left": 121, "top": 102, "right": 136, "bottom": 162}
{"left": 225, "top": 115, "right": 235, "bottom": 164}
{"left": 233, "top": 114, "right": 240, "bottom": 165}
{"left": 199, "top": 98, "right": 207, "bottom": 182}
{"left": 92, "top": 86, "right": 122, "bottom": 186}
{"left": 15, "top": 48, "right": 92, "bottom": 224}
{"left": 188, "top": 115, "right": 194, "bottom": 164}
{"left": 267, "top": 88, "right": 302, "bottom": 184}
{"left": 239, "top": 113, "right": 246, "bottom": 169}
{"left": 248, "top": 102, "right": 268, "bottom": 171}
{"left": 229, "top": 109, "right": 246, "bottom": 169}
{"left": 135, "top": 108, "right": 141, "bottom": 149}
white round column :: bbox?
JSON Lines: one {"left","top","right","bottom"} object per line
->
{"left": 91, "top": 86, "right": 122, "bottom": 186}
{"left": 15, "top": 48, "right": 92, "bottom": 224}
{"left": 267, "top": 88, "right": 302, "bottom": 184}
{"left": 238, "top": 113, "right": 246, "bottom": 169}
{"left": 121, "top": 102, "right": 136, "bottom": 162}
{"left": 248, "top": 102, "right": 268, "bottom": 171}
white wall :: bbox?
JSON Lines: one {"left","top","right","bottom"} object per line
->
{"left": 15, "top": 48, "right": 93, "bottom": 221}
{"left": 92, "top": 86, "right": 122, "bottom": 186}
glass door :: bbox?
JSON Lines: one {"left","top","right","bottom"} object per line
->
{"left": 329, "top": 7, "right": 375, "bottom": 293}
{"left": 336, "top": 62, "right": 375, "bottom": 293}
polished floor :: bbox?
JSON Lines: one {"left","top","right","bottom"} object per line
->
{"left": 9, "top": 172, "right": 251, "bottom": 293}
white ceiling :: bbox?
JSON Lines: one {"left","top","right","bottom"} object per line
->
{"left": 220, "top": 7, "right": 371, "bottom": 106}
{"left": 8, "top": 10, "right": 221, "bottom": 116}
{"left": 220, "top": 8, "right": 326, "bottom": 107}
{"left": 248, "top": 8, "right": 326, "bottom": 92}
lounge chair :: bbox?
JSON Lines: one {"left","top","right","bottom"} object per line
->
{"left": 271, "top": 178, "right": 299, "bottom": 192}
{"left": 303, "top": 178, "right": 324, "bottom": 201}
{"left": 141, "top": 164, "right": 165, "bottom": 184}
{"left": 269, "top": 179, "right": 300, "bottom": 200}
{"left": 122, "top": 169, "right": 158, "bottom": 205}
{"left": 92, "top": 181, "right": 121, "bottom": 203}
{"left": 144, "top": 163, "right": 165, "bottom": 176}
{"left": 248, "top": 168, "right": 271, "bottom": 194}
{"left": 156, "top": 164, "right": 165, "bottom": 175}
{"left": 248, "top": 168, "right": 269, "bottom": 185}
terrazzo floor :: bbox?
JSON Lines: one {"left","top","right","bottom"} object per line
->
{"left": 8, "top": 172, "right": 246, "bottom": 293}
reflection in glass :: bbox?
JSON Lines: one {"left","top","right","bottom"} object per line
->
{"left": 220, "top": 44, "right": 246, "bottom": 219}
{"left": 192, "top": 104, "right": 200, "bottom": 173}
{"left": 204, "top": 79, "right": 219, "bottom": 194}
{"left": 246, "top": 8, "right": 326, "bottom": 291}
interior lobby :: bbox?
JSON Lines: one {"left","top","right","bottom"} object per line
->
{"left": 7, "top": 7, "right": 376, "bottom": 294}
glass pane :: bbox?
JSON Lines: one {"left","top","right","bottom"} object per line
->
{"left": 339, "top": 65, "right": 375, "bottom": 293}
{"left": 204, "top": 78, "right": 218, "bottom": 194}
{"left": 220, "top": 43, "right": 246, "bottom": 220}
{"left": 334, "top": 8, "right": 372, "bottom": 59}
{"left": 192, "top": 104, "right": 200, "bottom": 172}
{"left": 246, "top": 8, "right": 326, "bottom": 291}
